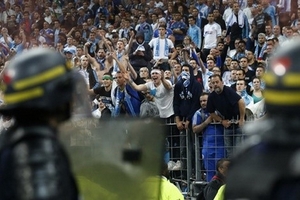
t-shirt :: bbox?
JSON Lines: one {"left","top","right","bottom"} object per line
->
{"left": 93, "top": 86, "right": 113, "bottom": 111}
{"left": 207, "top": 86, "right": 241, "bottom": 120}
{"left": 148, "top": 37, "right": 174, "bottom": 60}
{"left": 252, "top": 13, "right": 271, "bottom": 38}
{"left": 203, "top": 22, "right": 222, "bottom": 49}
{"left": 145, "top": 80, "right": 174, "bottom": 118}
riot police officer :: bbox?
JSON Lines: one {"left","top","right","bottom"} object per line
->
{"left": 225, "top": 39, "right": 300, "bottom": 199}
{"left": 0, "top": 48, "right": 90, "bottom": 200}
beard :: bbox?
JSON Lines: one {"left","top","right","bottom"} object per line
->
{"left": 214, "top": 87, "right": 222, "bottom": 94}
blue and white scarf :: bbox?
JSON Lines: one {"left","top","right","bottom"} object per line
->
{"left": 178, "top": 71, "right": 193, "bottom": 100}
{"left": 155, "top": 38, "right": 169, "bottom": 57}
{"left": 254, "top": 43, "right": 267, "bottom": 59}
{"left": 112, "top": 87, "right": 136, "bottom": 117}
{"left": 226, "top": 10, "right": 245, "bottom": 28}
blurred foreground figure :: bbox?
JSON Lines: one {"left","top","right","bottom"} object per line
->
{"left": 225, "top": 40, "right": 300, "bottom": 199}
{"left": 0, "top": 49, "right": 90, "bottom": 199}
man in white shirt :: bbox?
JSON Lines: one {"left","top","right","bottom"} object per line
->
{"left": 202, "top": 13, "right": 222, "bottom": 58}
{"left": 148, "top": 24, "right": 177, "bottom": 71}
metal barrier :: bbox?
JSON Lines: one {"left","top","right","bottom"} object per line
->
{"left": 166, "top": 110, "right": 266, "bottom": 199}
{"left": 165, "top": 117, "right": 192, "bottom": 198}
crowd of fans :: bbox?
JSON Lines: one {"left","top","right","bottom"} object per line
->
{"left": 0, "top": 0, "right": 299, "bottom": 185}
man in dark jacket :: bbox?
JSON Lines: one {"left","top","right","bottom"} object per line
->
{"left": 174, "top": 63, "right": 202, "bottom": 130}
{"left": 173, "top": 63, "right": 202, "bottom": 174}
{"left": 129, "top": 31, "right": 153, "bottom": 72}
{"left": 203, "top": 158, "right": 230, "bottom": 200}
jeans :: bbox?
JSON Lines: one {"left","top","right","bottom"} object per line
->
{"left": 224, "top": 125, "right": 243, "bottom": 158}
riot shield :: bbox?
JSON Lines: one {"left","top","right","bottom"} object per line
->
{"left": 59, "top": 117, "right": 166, "bottom": 200}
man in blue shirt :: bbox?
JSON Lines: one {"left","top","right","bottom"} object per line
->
{"left": 193, "top": 92, "right": 225, "bottom": 181}
{"left": 170, "top": 12, "right": 188, "bottom": 46}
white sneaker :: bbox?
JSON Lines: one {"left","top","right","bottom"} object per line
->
{"left": 172, "top": 160, "right": 182, "bottom": 171}
{"left": 168, "top": 161, "right": 176, "bottom": 170}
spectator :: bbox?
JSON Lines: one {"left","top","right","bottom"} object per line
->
{"left": 136, "top": 14, "right": 153, "bottom": 43}
{"left": 225, "top": 2, "right": 249, "bottom": 50}
{"left": 213, "top": 9, "right": 226, "bottom": 32}
{"left": 139, "top": 67, "right": 151, "bottom": 82}
{"left": 224, "top": 69, "right": 237, "bottom": 87}
{"left": 85, "top": 31, "right": 100, "bottom": 57}
{"left": 111, "top": 39, "right": 126, "bottom": 75}
{"left": 153, "top": 18, "right": 173, "bottom": 38}
{"left": 243, "top": 0, "right": 255, "bottom": 26}
{"left": 251, "top": 64, "right": 266, "bottom": 89}
{"left": 246, "top": 50, "right": 259, "bottom": 71}
{"left": 20, "top": 11, "right": 32, "bottom": 39}
{"left": 2, "top": 2, "right": 15, "bottom": 25}
{"left": 77, "top": 54, "right": 100, "bottom": 90}
{"left": 129, "top": 31, "right": 153, "bottom": 72}
{"left": 189, "top": 59, "right": 204, "bottom": 88}
{"left": 195, "top": 0, "right": 209, "bottom": 20}
{"left": 201, "top": 57, "right": 215, "bottom": 91}
{"left": 262, "top": 0, "right": 277, "bottom": 28}
{"left": 148, "top": 24, "right": 177, "bottom": 71}
{"left": 79, "top": 1, "right": 94, "bottom": 20}
{"left": 187, "top": 16, "right": 201, "bottom": 49}
{"left": 4, "top": 30, "right": 26, "bottom": 56}
{"left": 32, "top": 11, "right": 45, "bottom": 31}
{"left": 273, "top": 25, "right": 286, "bottom": 44}
{"left": 223, "top": 0, "right": 234, "bottom": 22}
{"left": 6, "top": 15, "right": 19, "bottom": 35}
{"left": 94, "top": 48, "right": 107, "bottom": 72}
{"left": 111, "top": 71, "right": 141, "bottom": 117}
{"left": 202, "top": 13, "right": 222, "bottom": 58}
{"left": 171, "top": 62, "right": 182, "bottom": 84}
{"left": 170, "top": 12, "right": 188, "bottom": 46}
{"left": 283, "top": 26, "right": 294, "bottom": 41}
{"left": 265, "top": 25, "right": 274, "bottom": 40}
{"left": 89, "top": 72, "right": 114, "bottom": 114}
{"left": 291, "top": 8, "right": 300, "bottom": 27}
{"left": 228, "top": 38, "right": 240, "bottom": 58}
{"left": 249, "top": 77, "right": 264, "bottom": 105}
{"left": 232, "top": 40, "right": 247, "bottom": 61}
{"left": 50, "top": 1, "right": 63, "bottom": 20}
{"left": 76, "top": 45, "right": 85, "bottom": 58}
{"left": 230, "top": 59, "right": 239, "bottom": 70}
{"left": 14, "top": 5, "right": 23, "bottom": 25}
{"left": 248, "top": 3, "right": 271, "bottom": 50}
{"left": 53, "top": 20, "right": 62, "bottom": 47}
{"left": 44, "top": 8, "right": 53, "bottom": 24}
{"left": 253, "top": 33, "right": 266, "bottom": 59}
{"left": 277, "top": 0, "right": 298, "bottom": 29}
{"left": 236, "top": 79, "right": 254, "bottom": 108}
{"left": 207, "top": 74, "right": 245, "bottom": 158}
{"left": 190, "top": 7, "right": 207, "bottom": 35}
{"left": 193, "top": 92, "right": 226, "bottom": 182}
{"left": 64, "top": 36, "right": 77, "bottom": 55}
{"left": 139, "top": 90, "right": 160, "bottom": 117}
{"left": 231, "top": 68, "right": 251, "bottom": 94}
{"left": 238, "top": 56, "right": 255, "bottom": 84}
{"left": 173, "top": 63, "right": 202, "bottom": 134}
{"left": 222, "top": 56, "right": 232, "bottom": 72}
{"left": 92, "top": 98, "right": 112, "bottom": 119}
{"left": 150, "top": 13, "right": 159, "bottom": 31}
{"left": 39, "top": 21, "right": 54, "bottom": 46}
{"left": 124, "top": 68, "right": 174, "bottom": 119}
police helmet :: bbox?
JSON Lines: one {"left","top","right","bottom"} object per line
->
{"left": 0, "top": 48, "right": 90, "bottom": 121}
{"left": 264, "top": 39, "right": 300, "bottom": 115}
